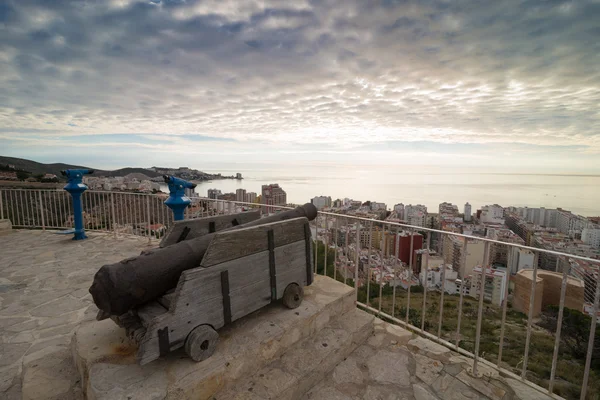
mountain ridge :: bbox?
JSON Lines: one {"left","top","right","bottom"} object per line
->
{"left": 0, "top": 156, "right": 163, "bottom": 180}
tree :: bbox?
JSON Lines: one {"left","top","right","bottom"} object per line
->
{"left": 541, "top": 305, "right": 600, "bottom": 369}
{"left": 16, "top": 171, "right": 30, "bottom": 181}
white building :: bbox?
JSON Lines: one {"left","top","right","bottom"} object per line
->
{"left": 371, "top": 202, "right": 387, "bottom": 211}
{"left": 207, "top": 189, "right": 222, "bottom": 199}
{"left": 582, "top": 228, "right": 600, "bottom": 248}
{"left": 394, "top": 203, "right": 405, "bottom": 219}
{"left": 311, "top": 196, "right": 332, "bottom": 210}
{"left": 480, "top": 204, "right": 504, "bottom": 224}
{"left": 405, "top": 204, "right": 428, "bottom": 227}
{"left": 245, "top": 192, "right": 257, "bottom": 203}
{"left": 509, "top": 247, "right": 536, "bottom": 274}
{"left": 419, "top": 264, "right": 459, "bottom": 294}
{"left": 470, "top": 266, "right": 507, "bottom": 306}
{"left": 236, "top": 188, "right": 247, "bottom": 202}
{"left": 464, "top": 202, "right": 472, "bottom": 222}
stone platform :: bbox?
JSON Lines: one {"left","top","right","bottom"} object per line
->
{"left": 72, "top": 275, "right": 358, "bottom": 400}
{"left": 0, "top": 230, "right": 152, "bottom": 400}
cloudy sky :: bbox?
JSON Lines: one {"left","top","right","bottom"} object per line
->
{"left": 0, "top": 0, "right": 599, "bottom": 172}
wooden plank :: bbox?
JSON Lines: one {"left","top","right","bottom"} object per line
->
{"left": 230, "top": 279, "right": 271, "bottom": 321}
{"left": 138, "top": 296, "right": 226, "bottom": 365}
{"left": 137, "top": 301, "right": 168, "bottom": 328}
{"left": 276, "top": 268, "right": 309, "bottom": 299}
{"left": 156, "top": 291, "right": 175, "bottom": 310}
{"left": 201, "top": 217, "right": 308, "bottom": 267}
{"left": 171, "top": 252, "right": 270, "bottom": 313}
{"left": 159, "top": 211, "right": 260, "bottom": 247}
{"left": 274, "top": 240, "right": 307, "bottom": 274}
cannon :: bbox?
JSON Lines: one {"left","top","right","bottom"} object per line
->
{"left": 90, "top": 203, "right": 318, "bottom": 317}
{"left": 90, "top": 203, "right": 317, "bottom": 364}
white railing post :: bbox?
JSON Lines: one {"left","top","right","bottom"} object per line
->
{"left": 333, "top": 215, "right": 338, "bottom": 281}
{"left": 111, "top": 192, "right": 117, "bottom": 238}
{"left": 344, "top": 217, "right": 350, "bottom": 286}
{"left": 366, "top": 222, "right": 373, "bottom": 308}
{"left": 580, "top": 270, "right": 600, "bottom": 400}
{"left": 421, "top": 248, "right": 429, "bottom": 331}
{"left": 354, "top": 222, "right": 360, "bottom": 302}
{"left": 497, "top": 244, "right": 511, "bottom": 367}
{"left": 549, "top": 258, "right": 569, "bottom": 394}
{"left": 438, "top": 257, "right": 446, "bottom": 338}
{"left": 324, "top": 213, "right": 328, "bottom": 277}
{"left": 406, "top": 231, "right": 414, "bottom": 324}
{"left": 0, "top": 189, "right": 4, "bottom": 220}
{"left": 473, "top": 241, "right": 490, "bottom": 376}
{"left": 391, "top": 228, "right": 399, "bottom": 318}
{"left": 314, "top": 215, "right": 318, "bottom": 274}
{"left": 456, "top": 239, "right": 468, "bottom": 350}
{"left": 521, "top": 251, "right": 539, "bottom": 379}
{"left": 378, "top": 223, "right": 385, "bottom": 315}
{"left": 146, "top": 196, "right": 152, "bottom": 244}
{"left": 38, "top": 191, "right": 46, "bottom": 230}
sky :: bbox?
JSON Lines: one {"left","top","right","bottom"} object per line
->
{"left": 0, "top": 0, "right": 599, "bottom": 172}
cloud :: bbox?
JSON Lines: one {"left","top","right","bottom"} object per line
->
{"left": 0, "top": 0, "right": 599, "bottom": 162}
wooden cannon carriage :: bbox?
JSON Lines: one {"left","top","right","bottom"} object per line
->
{"left": 113, "top": 213, "right": 314, "bottom": 365}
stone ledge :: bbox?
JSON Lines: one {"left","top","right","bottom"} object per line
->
{"left": 0, "top": 219, "right": 12, "bottom": 231}
{"left": 215, "top": 308, "right": 374, "bottom": 400}
{"left": 71, "top": 276, "right": 355, "bottom": 400}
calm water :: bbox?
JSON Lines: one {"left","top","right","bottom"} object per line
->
{"left": 162, "top": 163, "right": 600, "bottom": 217}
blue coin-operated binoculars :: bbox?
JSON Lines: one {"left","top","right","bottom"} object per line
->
{"left": 163, "top": 175, "right": 196, "bottom": 221}
{"left": 60, "top": 169, "right": 94, "bottom": 240}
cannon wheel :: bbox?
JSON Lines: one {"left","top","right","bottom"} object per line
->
{"left": 185, "top": 324, "right": 219, "bottom": 362}
{"left": 282, "top": 283, "right": 303, "bottom": 309}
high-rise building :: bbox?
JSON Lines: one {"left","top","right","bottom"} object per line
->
{"left": 479, "top": 204, "right": 504, "bottom": 224}
{"left": 370, "top": 202, "right": 387, "bottom": 211}
{"left": 582, "top": 228, "right": 600, "bottom": 248}
{"left": 235, "top": 188, "right": 247, "bottom": 202}
{"left": 464, "top": 202, "right": 472, "bottom": 222}
{"left": 405, "top": 204, "right": 427, "bottom": 227}
{"left": 245, "top": 192, "right": 257, "bottom": 203}
{"left": 395, "top": 232, "right": 423, "bottom": 269}
{"left": 207, "top": 188, "right": 222, "bottom": 199}
{"left": 470, "top": 266, "right": 507, "bottom": 306}
{"left": 442, "top": 236, "right": 486, "bottom": 278}
{"left": 508, "top": 247, "right": 536, "bottom": 275}
{"left": 261, "top": 184, "right": 287, "bottom": 213}
{"left": 393, "top": 203, "right": 405, "bottom": 219}
{"left": 311, "top": 196, "right": 332, "bottom": 210}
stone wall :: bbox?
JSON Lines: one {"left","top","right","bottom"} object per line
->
{"left": 537, "top": 270, "right": 585, "bottom": 313}
{"left": 512, "top": 269, "right": 585, "bottom": 318}
{"left": 513, "top": 270, "right": 544, "bottom": 317}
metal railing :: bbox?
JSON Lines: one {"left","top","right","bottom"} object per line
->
{"left": 1, "top": 189, "right": 599, "bottom": 399}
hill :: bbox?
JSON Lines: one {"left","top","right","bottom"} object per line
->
{"left": 0, "top": 156, "right": 163, "bottom": 180}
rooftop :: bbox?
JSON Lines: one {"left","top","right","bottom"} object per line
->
{"left": 0, "top": 229, "right": 557, "bottom": 399}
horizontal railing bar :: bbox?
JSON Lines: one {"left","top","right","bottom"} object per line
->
{"left": 2, "top": 190, "right": 599, "bottom": 265}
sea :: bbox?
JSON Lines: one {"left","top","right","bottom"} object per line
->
{"left": 161, "top": 163, "right": 600, "bottom": 217}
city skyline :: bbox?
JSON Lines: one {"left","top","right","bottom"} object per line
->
{"left": 1, "top": 0, "right": 599, "bottom": 172}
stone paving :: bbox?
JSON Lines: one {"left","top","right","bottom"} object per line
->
{"left": 0, "top": 230, "right": 152, "bottom": 400}
{"left": 304, "top": 319, "right": 556, "bottom": 400}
